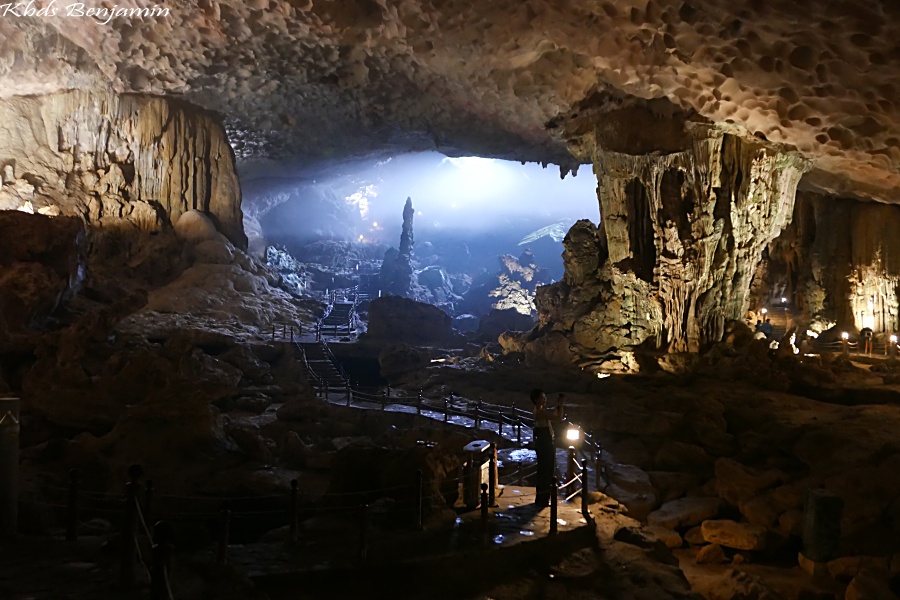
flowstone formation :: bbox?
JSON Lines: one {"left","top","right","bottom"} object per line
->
{"left": 756, "top": 193, "right": 900, "bottom": 334}
{"left": 527, "top": 118, "right": 809, "bottom": 369}
{"left": 0, "top": 90, "right": 245, "bottom": 247}
{"left": 379, "top": 197, "right": 415, "bottom": 297}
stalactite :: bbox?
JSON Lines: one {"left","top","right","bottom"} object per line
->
{"left": 0, "top": 90, "right": 246, "bottom": 247}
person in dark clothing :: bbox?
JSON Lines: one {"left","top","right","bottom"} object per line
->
{"left": 755, "top": 320, "right": 763, "bottom": 333}
{"left": 761, "top": 318, "right": 773, "bottom": 338}
{"left": 531, "top": 388, "right": 565, "bottom": 507}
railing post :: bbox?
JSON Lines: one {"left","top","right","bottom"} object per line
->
{"left": 325, "top": 381, "right": 329, "bottom": 400}
{"left": 415, "top": 469, "right": 424, "bottom": 531}
{"left": 271, "top": 324, "right": 275, "bottom": 341}
{"left": 381, "top": 390, "right": 387, "bottom": 411}
{"left": 498, "top": 410, "right": 503, "bottom": 436}
{"left": 290, "top": 326, "right": 294, "bottom": 343}
{"left": 359, "top": 504, "right": 369, "bottom": 567}
{"left": 443, "top": 399, "right": 449, "bottom": 423}
{"left": 289, "top": 479, "right": 299, "bottom": 543}
{"left": 480, "top": 483, "right": 489, "bottom": 537}
{"left": 150, "top": 521, "right": 173, "bottom": 600}
{"left": 0, "top": 397, "right": 19, "bottom": 539}
{"left": 143, "top": 479, "right": 154, "bottom": 536}
{"left": 516, "top": 419, "right": 522, "bottom": 446}
{"left": 595, "top": 447, "right": 603, "bottom": 491}
{"left": 217, "top": 501, "right": 231, "bottom": 565}
{"left": 416, "top": 390, "right": 423, "bottom": 416}
{"left": 550, "top": 476, "right": 558, "bottom": 537}
{"left": 66, "top": 468, "right": 79, "bottom": 542}
{"left": 581, "top": 462, "right": 589, "bottom": 518}
{"left": 346, "top": 383, "right": 351, "bottom": 407}
{"left": 488, "top": 443, "right": 497, "bottom": 507}
{"left": 474, "top": 402, "right": 481, "bottom": 429}
{"left": 120, "top": 464, "right": 143, "bottom": 588}
{"left": 566, "top": 446, "right": 577, "bottom": 499}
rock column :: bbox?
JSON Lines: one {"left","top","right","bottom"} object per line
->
{"left": 533, "top": 124, "right": 809, "bottom": 367}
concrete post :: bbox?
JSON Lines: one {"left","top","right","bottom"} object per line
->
{"left": 0, "top": 397, "right": 18, "bottom": 539}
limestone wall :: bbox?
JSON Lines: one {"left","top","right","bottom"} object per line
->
{"left": 0, "top": 90, "right": 246, "bottom": 248}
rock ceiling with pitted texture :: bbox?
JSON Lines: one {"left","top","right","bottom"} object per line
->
{"left": 1, "top": 0, "right": 898, "bottom": 200}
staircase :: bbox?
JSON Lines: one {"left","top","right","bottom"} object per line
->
{"left": 297, "top": 341, "right": 348, "bottom": 395}
{"left": 766, "top": 306, "right": 791, "bottom": 341}
{"left": 321, "top": 302, "right": 356, "bottom": 337}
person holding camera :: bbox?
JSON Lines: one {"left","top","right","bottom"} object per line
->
{"left": 530, "top": 388, "right": 565, "bottom": 507}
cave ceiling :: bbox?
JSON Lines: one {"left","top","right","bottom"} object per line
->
{"left": 1, "top": 0, "right": 899, "bottom": 200}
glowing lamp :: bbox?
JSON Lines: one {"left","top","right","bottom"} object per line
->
{"left": 761, "top": 308, "right": 768, "bottom": 314}
{"left": 565, "top": 426, "right": 581, "bottom": 442}
{"left": 891, "top": 335, "right": 898, "bottom": 344}
{"left": 781, "top": 297, "right": 787, "bottom": 303}
{"left": 841, "top": 331, "right": 850, "bottom": 340}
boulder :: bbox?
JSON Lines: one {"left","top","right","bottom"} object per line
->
{"left": 175, "top": 210, "right": 219, "bottom": 244}
{"left": 648, "top": 497, "right": 722, "bottom": 530}
{"left": 366, "top": 296, "right": 455, "bottom": 345}
{"left": 696, "top": 543, "right": 728, "bottom": 564}
{"left": 845, "top": 569, "right": 898, "bottom": 600}
{"left": 828, "top": 556, "right": 891, "bottom": 582}
{"left": 604, "top": 464, "right": 658, "bottom": 520}
{"left": 714, "top": 457, "right": 786, "bottom": 506}
{"left": 378, "top": 343, "right": 431, "bottom": 381}
{"left": 477, "top": 308, "right": 536, "bottom": 340}
{"left": 645, "top": 526, "right": 683, "bottom": 549}
{"left": 701, "top": 519, "right": 768, "bottom": 551}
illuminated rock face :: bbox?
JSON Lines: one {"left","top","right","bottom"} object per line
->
{"left": 0, "top": 91, "right": 245, "bottom": 247}
{"left": 2, "top": 1, "right": 900, "bottom": 201}
{"left": 761, "top": 194, "right": 900, "bottom": 333}
{"left": 531, "top": 125, "right": 809, "bottom": 366}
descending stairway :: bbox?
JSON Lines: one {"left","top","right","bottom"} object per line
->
{"left": 321, "top": 301, "right": 356, "bottom": 337}
{"left": 297, "top": 341, "right": 348, "bottom": 394}
{"left": 766, "top": 306, "right": 791, "bottom": 340}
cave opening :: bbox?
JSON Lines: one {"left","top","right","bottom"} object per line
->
{"left": 249, "top": 151, "right": 598, "bottom": 326}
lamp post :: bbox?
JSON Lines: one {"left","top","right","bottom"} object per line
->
{"left": 841, "top": 331, "right": 849, "bottom": 355}
{"left": 0, "top": 397, "right": 19, "bottom": 539}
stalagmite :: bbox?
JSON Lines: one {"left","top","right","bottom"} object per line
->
{"left": 530, "top": 122, "right": 810, "bottom": 367}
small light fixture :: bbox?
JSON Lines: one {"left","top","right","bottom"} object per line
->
{"left": 761, "top": 308, "right": 768, "bottom": 314}
{"left": 781, "top": 297, "right": 787, "bottom": 303}
{"left": 891, "top": 335, "right": 898, "bottom": 344}
{"left": 566, "top": 426, "right": 580, "bottom": 442}
{"left": 841, "top": 331, "right": 850, "bottom": 340}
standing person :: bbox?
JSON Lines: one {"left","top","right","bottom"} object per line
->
{"left": 531, "top": 389, "right": 565, "bottom": 507}
{"left": 761, "top": 318, "right": 774, "bottom": 339}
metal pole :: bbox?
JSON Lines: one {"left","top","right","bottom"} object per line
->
{"left": 359, "top": 504, "right": 369, "bottom": 567}
{"left": 488, "top": 443, "right": 497, "bottom": 507}
{"left": 581, "top": 462, "right": 589, "bottom": 518}
{"left": 66, "top": 468, "right": 79, "bottom": 541}
{"left": 566, "top": 446, "right": 577, "bottom": 499}
{"left": 415, "top": 469, "right": 423, "bottom": 531}
{"left": 474, "top": 402, "right": 481, "bottom": 429}
{"left": 550, "top": 476, "right": 558, "bottom": 536}
{"left": 444, "top": 399, "right": 449, "bottom": 423}
{"left": 0, "top": 397, "right": 18, "bottom": 539}
{"left": 480, "top": 483, "right": 489, "bottom": 537}
{"left": 595, "top": 448, "right": 603, "bottom": 491}
{"left": 417, "top": 390, "right": 422, "bottom": 416}
{"left": 217, "top": 502, "right": 231, "bottom": 565}
{"left": 143, "top": 480, "right": 154, "bottom": 537}
{"left": 289, "top": 479, "right": 299, "bottom": 543}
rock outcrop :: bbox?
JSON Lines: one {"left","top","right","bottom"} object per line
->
{"left": 0, "top": 90, "right": 245, "bottom": 247}
{"left": 366, "top": 296, "right": 456, "bottom": 345}
{"left": 461, "top": 249, "right": 552, "bottom": 317}
{"left": 0, "top": 211, "right": 85, "bottom": 336}
{"left": 528, "top": 122, "right": 810, "bottom": 368}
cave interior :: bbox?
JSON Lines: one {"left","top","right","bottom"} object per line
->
{"left": 2, "top": 1, "right": 900, "bottom": 599}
